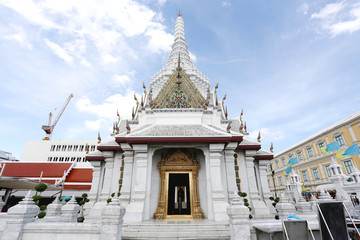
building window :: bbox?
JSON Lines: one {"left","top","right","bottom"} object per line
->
{"left": 53, "top": 157, "right": 58, "bottom": 162}
{"left": 301, "top": 170, "right": 309, "bottom": 182}
{"left": 59, "top": 157, "right": 64, "bottom": 162}
{"left": 56, "top": 145, "right": 61, "bottom": 151}
{"left": 335, "top": 135, "right": 345, "bottom": 147}
{"left": 47, "top": 157, "right": 52, "bottom": 162}
{"left": 325, "top": 165, "right": 332, "bottom": 177}
{"left": 71, "top": 157, "right": 76, "bottom": 162}
{"left": 312, "top": 168, "right": 320, "bottom": 180}
{"left": 91, "top": 145, "right": 95, "bottom": 151}
{"left": 76, "top": 157, "right": 81, "bottom": 162}
{"left": 281, "top": 157, "right": 286, "bottom": 167}
{"left": 50, "top": 145, "right": 55, "bottom": 151}
{"left": 318, "top": 141, "right": 325, "bottom": 149}
{"left": 297, "top": 150, "right": 303, "bottom": 161}
{"left": 79, "top": 145, "right": 84, "bottom": 151}
{"left": 62, "top": 145, "right": 66, "bottom": 151}
{"left": 285, "top": 174, "right": 289, "bottom": 183}
{"left": 275, "top": 160, "right": 279, "bottom": 169}
{"left": 65, "top": 157, "right": 70, "bottom": 162}
{"left": 67, "top": 145, "right": 73, "bottom": 151}
{"left": 73, "top": 145, "right": 78, "bottom": 151}
{"left": 278, "top": 176, "right": 283, "bottom": 186}
{"left": 269, "top": 164, "right": 273, "bottom": 172}
{"left": 307, "top": 147, "right": 314, "bottom": 158}
{"left": 344, "top": 160, "right": 354, "bottom": 174}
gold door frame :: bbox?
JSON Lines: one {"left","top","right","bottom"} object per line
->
{"left": 153, "top": 149, "right": 204, "bottom": 219}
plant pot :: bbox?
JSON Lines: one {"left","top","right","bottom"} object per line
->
{"left": 77, "top": 216, "right": 85, "bottom": 223}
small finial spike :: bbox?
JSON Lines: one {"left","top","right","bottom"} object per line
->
{"left": 241, "top": 108, "right": 243, "bottom": 117}
{"left": 178, "top": 10, "right": 182, "bottom": 17}
{"left": 270, "top": 142, "right": 274, "bottom": 153}
{"left": 215, "top": 81, "right": 219, "bottom": 89}
{"left": 222, "top": 92, "right": 227, "bottom": 102}
{"left": 244, "top": 121, "right": 247, "bottom": 132}
{"left": 85, "top": 143, "right": 89, "bottom": 154}
{"left": 257, "top": 131, "right": 261, "bottom": 143}
{"left": 126, "top": 120, "right": 131, "bottom": 134}
{"left": 98, "top": 132, "right": 101, "bottom": 144}
{"left": 226, "top": 122, "right": 231, "bottom": 133}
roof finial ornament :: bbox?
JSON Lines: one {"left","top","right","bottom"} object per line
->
{"left": 143, "top": 80, "right": 147, "bottom": 95}
{"left": 244, "top": 121, "right": 247, "bottom": 132}
{"left": 257, "top": 131, "right": 261, "bottom": 143}
{"left": 97, "top": 132, "right": 101, "bottom": 144}
{"left": 270, "top": 142, "right": 274, "bottom": 153}
{"left": 126, "top": 120, "right": 131, "bottom": 134}
{"left": 239, "top": 114, "right": 244, "bottom": 133}
{"left": 226, "top": 122, "right": 232, "bottom": 133}
{"left": 178, "top": 10, "right": 182, "bottom": 17}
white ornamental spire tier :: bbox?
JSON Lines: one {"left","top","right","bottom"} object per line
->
{"left": 149, "top": 13, "right": 210, "bottom": 99}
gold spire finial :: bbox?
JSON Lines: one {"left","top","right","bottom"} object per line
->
{"left": 215, "top": 80, "right": 219, "bottom": 89}
{"left": 270, "top": 142, "right": 274, "bottom": 153}
{"left": 178, "top": 10, "right": 182, "bottom": 17}
{"left": 257, "top": 131, "right": 261, "bottom": 143}
{"left": 222, "top": 91, "right": 227, "bottom": 102}
{"left": 244, "top": 121, "right": 247, "bottom": 132}
{"left": 239, "top": 114, "right": 244, "bottom": 133}
{"left": 241, "top": 108, "right": 243, "bottom": 117}
{"left": 98, "top": 132, "right": 101, "bottom": 144}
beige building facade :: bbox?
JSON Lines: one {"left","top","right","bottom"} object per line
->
{"left": 267, "top": 111, "right": 360, "bottom": 196}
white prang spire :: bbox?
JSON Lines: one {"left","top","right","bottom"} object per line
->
{"left": 149, "top": 12, "right": 210, "bottom": 99}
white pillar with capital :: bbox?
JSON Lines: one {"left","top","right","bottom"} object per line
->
{"left": 245, "top": 150, "right": 271, "bottom": 218}
{"left": 124, "top": 144, "right": 148, "bottom": 222}
{"left": 119, "top": 143, "right": 134, "bottom": 205}
{"left": 224, "top": 142, "right": 238, "bottom": 201}
{"left": 209, "top": 143, "right": 229, "bottom": 222}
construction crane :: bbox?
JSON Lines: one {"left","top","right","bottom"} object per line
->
{"left": 42, "top": 93, "right": 74, "bottom": 140}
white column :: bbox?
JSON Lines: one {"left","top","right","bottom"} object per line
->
{"left": 119, "top": 143, "right": 134, "bottom": 204}
{"left": 224, "top": 142, "right": 238, "bottom": 201}
{"left": 124, "top": 144, "right": 148, "bottom": 222}
{"left": 100, "top": 152, "right": 115, "bottom": 201}
{"left": 209, "top": 143, "right": 229, "bottom": 221}
{"left": 88, "top": 160, "right": 103, "bottom": 203}
{"left": 245, "top": 150, "right": 271, "bottom": 218}
{"left": 110, "top": 152, "right": 122, "bottom": 196}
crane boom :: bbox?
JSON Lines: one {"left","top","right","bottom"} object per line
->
{"left": 42, "top": 93, "right": 74, "bottom": 140}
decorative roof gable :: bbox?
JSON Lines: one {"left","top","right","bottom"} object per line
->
{"left": 151, "top": 68, "right": 207, "bottom": 109}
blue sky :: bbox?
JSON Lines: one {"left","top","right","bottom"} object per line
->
{"left": 0, "top": 0, "right": 360, "bottom": 159}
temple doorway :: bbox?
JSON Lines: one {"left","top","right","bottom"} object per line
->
{"left": 167, "top": 173, "right": 191, "bottom": 216}
{"left": 153, "top": 149, "right": 204, "bottom": 219}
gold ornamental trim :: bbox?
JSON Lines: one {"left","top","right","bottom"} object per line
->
{"left": 153, "top": 149, "right": 205, "bottom": 219}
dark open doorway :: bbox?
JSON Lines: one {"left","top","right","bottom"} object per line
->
{"left": 167, "top": 173, "right": 191, "bottom": 215}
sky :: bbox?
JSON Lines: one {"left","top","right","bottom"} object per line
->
{"left": 0, "top": 0, "right": 360, "bottom": 160}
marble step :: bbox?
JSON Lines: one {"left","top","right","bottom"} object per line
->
{"left": 122, "top": 222, "right": 230, "bottom": 240}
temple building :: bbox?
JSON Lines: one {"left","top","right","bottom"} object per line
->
{"left": 85, "top": 13, "right": 274, "bottom": 226}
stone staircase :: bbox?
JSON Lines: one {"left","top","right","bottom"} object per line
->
{"left": 122, "top": 220, "right": 230, "bottom": 240}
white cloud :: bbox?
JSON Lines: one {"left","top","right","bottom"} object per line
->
{"left": 311, "top": 1, "right": 360, "bottom": 36}
{"left": 298, "top": 3, "right": 309, "bottom": 15}
{"left": 112, "top": 74, "right": 131, "bottom": 86}
{"left": 45, "top": 39, "right": 73, "bottom": 64}
{"left": 3, "top": 25, "right": 32, "bottom": 50}
{"left": 221, "top": 1, "right": 231, "bottom": 7}
{"left": 311, "top": 2, "right": 345, "bottom": 19}
{"left": 189, "top": 51, "right": 197, "bottom": 62}
{"left": 85, "top": 119, "right": 104, "bottom": 131}
{"left": 76, "top": 90, "right": 142, "bottom": 129}
{"left": 0, "top": 0, "right": 173, "bottom": 65}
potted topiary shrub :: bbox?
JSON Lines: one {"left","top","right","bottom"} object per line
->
{"left": 33, "top": 183, "right": 48, "bottom": 218}
{"left": 77, "top": 193, "right": 90, "bottom": 222}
